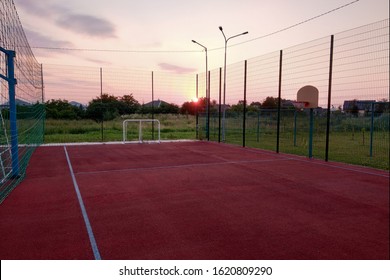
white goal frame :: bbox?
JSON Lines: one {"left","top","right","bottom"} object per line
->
{"left": 123, "top": 119, "right": 161, "bottom": 143}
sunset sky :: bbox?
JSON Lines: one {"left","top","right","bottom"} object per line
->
{"left": 13, "top": 0, "right": 389, "bottom": 73}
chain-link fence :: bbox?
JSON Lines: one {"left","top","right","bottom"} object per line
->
{"left": 38, "top": 20, "right": 390, "bottom": 170}
{"left": 198, "top": 19, "right": 389, "bottom": 170}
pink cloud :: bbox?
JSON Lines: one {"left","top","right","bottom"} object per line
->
{"left": 158, "top": 63, "right": 196, "bottom": 74}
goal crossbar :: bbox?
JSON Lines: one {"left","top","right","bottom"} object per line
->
{"left": 123, "top": 119, "right": 161, "bottom": 143}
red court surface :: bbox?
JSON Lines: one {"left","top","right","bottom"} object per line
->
{"left": 0, "top": 141, "right": 389, "bottom": 260}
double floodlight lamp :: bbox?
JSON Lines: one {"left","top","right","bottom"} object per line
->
{"left": 192, "top": 27, "right": 248, "bottom": 142}
{"left": 219, "top": 26, "right": 248, "bottom": 40}
{"left": 219, "top": 26, "right": 248, "bottom": 142}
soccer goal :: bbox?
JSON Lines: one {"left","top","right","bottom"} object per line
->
{"left": 122, "top": 119, "right": 161, "bottom": 143}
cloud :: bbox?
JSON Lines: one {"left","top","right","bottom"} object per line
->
{"left": 15, "top": 0, "right": 116, "bottom": 38}
{"left": 56, "top": 14, "right": 116, "bottom": 38}
{"left": 23, "top": 29, "right": 74, "bottom": 58}
{"left": 14, "top": 0, "right": 52, "bottom": 17}
{"left": 158, "top": 63, "right": 196, "bottom": 74}
{"left": 24, "top": 29, "right": 73, "bottom": 48}
{"left": 83, "top": 57, "right": 112, "bottom": 66}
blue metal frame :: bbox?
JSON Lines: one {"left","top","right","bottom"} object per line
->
{"left": 0, "top": 47, "right": 19, "bottom": 177}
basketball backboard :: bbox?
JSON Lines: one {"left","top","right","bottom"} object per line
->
{"left": 297, "top": 85, "right": 319, "bottom": 108}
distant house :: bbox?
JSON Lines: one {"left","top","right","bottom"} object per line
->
{"left": 281, "top": 100, "right": 295, "bottom": 108}
{"left": 343, "top": 100, "right": 375, "bottom": 115}
{"left": 143, "top": 99, "right": 170, "bottom": 108}
{"left": 142, "top": 99, "right": 179, "bottom": 114}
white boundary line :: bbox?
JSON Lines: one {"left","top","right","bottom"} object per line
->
{"left": 206, "top": 141, "right": 390, "bottom": 178}
{"left": 38, "top": 140, "right": 388, "bottom": 178}
{"left": 41, "top": 139, "right": 197, "bottom": 147}
{"left": 75, "top": 158, "right": 291, "bottom": 176}
{"left": 64, "top": 146, "right": 102, "bottom": 260}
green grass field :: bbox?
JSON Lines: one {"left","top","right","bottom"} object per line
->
{"left": 44, "top": 114, "right": 197, "bottom": 143}
{"left": 204, "top": 113, "right": 389, "bottom": 170}
{"left": 43, "top": 113, "right": 389, "bottom": 170}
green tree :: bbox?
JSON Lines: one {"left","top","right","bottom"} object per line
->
{"left": 375, "top": 99, "right": 389, "bottom": 114}
{"left": 119, "top": 94, "right": 140, "bottom": 114}
{"left": 180, "top": 98, "right": 208, "bottom": 115}
{"left": 261, "top": 96, "right": 278, "bottom": 109}
{"left": 196, "top": 98, "right": 217, "bottom": 113}
{"left": 86, "top": 94, "right": 121, "bottom": 122}
{"left": 45, "top": 99, "right": 84, "bottom": 120}
{"left": 248, "top": 101, "right": 261, "bottom": 112}
{"left": 155, "top": 103, "right": 180, "bottom": 114}
{"left": 180, "top": 101, "right": 197, "bottom": 115}
{"left": 230, "top": 100, "right": 245, "bottom": 112}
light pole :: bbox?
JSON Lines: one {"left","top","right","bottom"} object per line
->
{"left": 219, "top": 26, "right": 248, "bottom": 142}
{"left": 192, "top": 40, "right": 209, "bottom": 140}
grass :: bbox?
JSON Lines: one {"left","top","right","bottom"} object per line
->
{"left": 44, "top": 114, "right": 197, "bottom": 143}
{"left": 42, "top": 113, "right": 389, "bottom": 170}
{"left": 204, "top": 113, "right": 389, "bottom": 170}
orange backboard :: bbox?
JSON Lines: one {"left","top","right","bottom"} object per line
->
{"left": 297, "top": 85, "right": 319, "bottom": 108}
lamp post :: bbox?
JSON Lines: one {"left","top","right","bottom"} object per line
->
{"left": 192, "top": 40, "right": 209, "bottom": 140}
{"left": 219, "top": 26, "right": 248, "bottom": 142}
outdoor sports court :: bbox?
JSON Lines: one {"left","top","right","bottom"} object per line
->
{"left": 0, "top": 141, "right": 388, "bottom": 260}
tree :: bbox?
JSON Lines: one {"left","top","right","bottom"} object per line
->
{"left": 180, "top": 97, "right": 218, "bottom": 115}
{"left": 195, "top": 97, "right": 208, "bottom": 113}
{"left": 155, "top": 103, "right": 180, "bottom": 114}
{"left": 45, "top": 99, "right": 84, "bottom": 120}
{"left": 261, "top": 96, "right": 278, "bottom": 109}
{"left": 86, "top": 94, "right": 121, "bottom": 122}
{"left": 375, "top": 99, "right": 389, "bottom": 114}
{"left": 230, "top": 100, "right": 245, "bottom": 112}
{"left": 180, "top": 101, "right": 197, "bottom": 115}
{"left": 229, "top": 100, "right": 263, "bottom": 114}
{"left": 260, "top": 97, "right": 295, "bottom": 110}
{"left": 247, "top": 101, "right": 261, "bottom": 113}
{"left": 119, "top": 94, "right": 140, "bottom": 114}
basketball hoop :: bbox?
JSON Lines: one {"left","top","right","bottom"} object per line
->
{"left": 291, "top": 101, "right": 308, "bottom": 110}
{"left": 296, "top": 85, "right": 319, "bottom": 159}
{"left": 297, "top": 85, "right": 319, "bottom": 109}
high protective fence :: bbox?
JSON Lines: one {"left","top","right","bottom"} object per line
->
{"left": 42, "top": 65, "right": 197, "bottom": 143}
{"left": 0, "top": 0, "right": 45, "bottom": 203}
{"left": 199, "top": 19, "right": 389, "bottom": 170}
{"left": 41, "top": 19, "right": 389, "bottom": 170}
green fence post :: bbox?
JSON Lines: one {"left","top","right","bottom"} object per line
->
{"left": 196, "top": 74, "right": 199, "bottom": 139}
{"left": 243, "top": 60, "right": 247, "bottom": 147}
{"left": 294, "top": 110, "right": 297, "bottom": 147}
{"left": 309, "top": 108, "right": 314, "bottom": 158}
{"left": 276, "top": 50, "right": 283, "bottom": 153}
{"left": 257, "top": 110, "right": 260, "bottom": 142}
{"left": 370, "top": 102, "right": 375, "bottom": 158}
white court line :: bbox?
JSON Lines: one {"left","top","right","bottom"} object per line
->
{"left": 56, "top": 140, "right": 388, "bottom": 179}
{"left": 75, "top": 158, "right": 292, "bottom": 176}
{"left": 206, "top": 141, "right": 389, "bottom": 178}
{"left": 290, "top": 157, "right": 390, "bottom": 178}
{"left": 41, "top": 139, "right": 197, "bottom": 147}
{"left": 64, "top": 146, "right": 102, "bottom": 260}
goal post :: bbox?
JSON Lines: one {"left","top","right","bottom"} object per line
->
{"left": 123, "top": 119, "right": 161, "bottom": 143}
